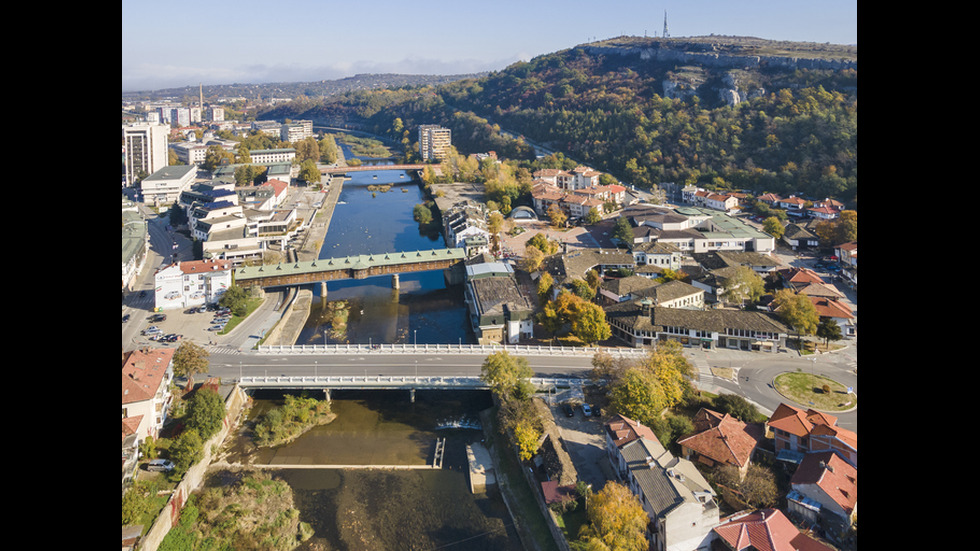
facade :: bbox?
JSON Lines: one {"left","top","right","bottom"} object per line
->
{"left": 418, "top": 124, "right": 452, "bottom": 161}
{"left": 123, "top": 122, "right": 170, "bottom": 186}
{"left": 463, "top": 262, "right": 534, "bottom": 344}
{"left": 153, "top": 259, "right": 232, "bottom": 310}
{"left": 248, "top": 148, "right": 296, "bottom": 164}
{"left": 788, "top": 451, "right": 857, "bottom": 527}
{"left": 140, "top": 164, "right": 198, "bottom": 207}
{"left": 604, "top": 414, "right": 720, "bottom": 551}
{"left": 605, "top": 301, "right": 788, "bottom": 351}
{"left": 766, "top": 403, "right": 858, "bottom": 469}
{"left": 280, "top": 120, "right": 313, "bottom": 142}
{"left": 171, "top": 142, "right": 209, "bottom": 165}
{"left": 122, "top": 198, "right": 148, "bottom": 292}
{"left": 122, "top": 347, "right": 176, "bottom": 480}
{"left": 206, "top": 106, "right": 225, "bottom": 122}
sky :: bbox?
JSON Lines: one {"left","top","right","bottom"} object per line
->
{"left": 121, "top": 1, "right": 857, "bottom": 92}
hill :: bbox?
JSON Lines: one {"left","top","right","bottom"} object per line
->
{"left": 268, "top": 35, "right": 858, "bottom": 206}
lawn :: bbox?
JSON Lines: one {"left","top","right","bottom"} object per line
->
{"left": 773, "top": 372, "right": 855, "bottom": 411}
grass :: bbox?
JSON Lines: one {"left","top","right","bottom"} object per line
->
{"left": 217, "top": 297, "right": 264, "bottom": 335}
{"left": 773, "top": 371, "right": 855, "bottom": 411}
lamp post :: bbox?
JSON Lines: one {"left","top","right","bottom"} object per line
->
{"left": 414, "top": 330, "right": 417, "bottom": 348}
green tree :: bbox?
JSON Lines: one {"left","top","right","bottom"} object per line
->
{"left": 172, "top": 341, "right": 209, "bottom": 378}
{"left": 219, "top": 284, "right": 249, "bottom": 316}
{"left": 569, "top": 300, "right": 611, "bottom": 345}
{"left": 203, "top": 145, "right": 234, "bottom": 172}
{"left": 122, "top": 480, "right": 157, "bottom": 525}
{"left": 712, "top": 393, "right": 766, "bottom": 423}
{"left": 612, "top": 216, "right": 633, "bottom": 245}
{"left": 413, "top": 203, "right": 433, "bottom": 225}
{"left": 481, "top": 351, "right": 534, "bottom": 400}
{"left": 319, "top": 134, "right": 338, "bottom": 164}
{"left": 185, "top": 387, "right": 226, "bottom": 441}
{"left": 816, "top": 317, "right": 843, "bottom": 349}
{"left": 585, "top": 206, "right": 602, "bottom": 225}
{"left": 169, "top": 428, "right": 204, "bottom": 475}
{"left": 609, "top": 367, "right": 668, "bottom": 426}
{"left": 294, "top": 136, "right": 320, "bottom": 164}
{"left": 298, "top": 159, "right": 320, "bottom": 184}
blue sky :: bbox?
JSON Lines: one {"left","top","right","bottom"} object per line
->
{"left": 122, "top": 1, "right": 857, "bottom": 92}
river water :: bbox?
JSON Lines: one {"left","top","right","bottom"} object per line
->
{"left": 213, "top": 389, "right": 522, "bottom": 551}
{"left": 295, "top": 153, "right": 475, "bottom": 347}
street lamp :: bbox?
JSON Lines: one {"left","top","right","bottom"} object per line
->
{"left": 414, "top": 330, "right": 417, "bottom": 347}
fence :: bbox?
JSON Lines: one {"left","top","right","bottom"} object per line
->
{"left": 256, "top": 342, "right": 647, "bottom": 357}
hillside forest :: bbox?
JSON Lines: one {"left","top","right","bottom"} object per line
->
{"left": 259, "top": 39, "right": 857, "bottom": 209}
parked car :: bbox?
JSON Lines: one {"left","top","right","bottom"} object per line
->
{"left": 562, "top": 404, "right": 575, "bottom": 417}
{"left": 581, "top": 404, "right": 593, "bottom": 417}
{"left": 143, "top": 326, "right": 162, "bottom": 335}
{"left": 122, "top": 314, "right": 130, "bottom": 323}
{"left": 146, "top": 459, "right": 175, "bottom": 472}
{"left": 148, "top": 313, "right": 167, "bottom": 322}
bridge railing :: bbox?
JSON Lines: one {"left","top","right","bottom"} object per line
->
{"left": 237, "top": 375, "right": 591, "bottom": 388}
{"left": 255, "top": 343, "right": 646, "bottom": 357}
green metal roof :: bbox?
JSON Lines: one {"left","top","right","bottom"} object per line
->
{"left": 234, "top": 248, "right": 467, "bottom": 281}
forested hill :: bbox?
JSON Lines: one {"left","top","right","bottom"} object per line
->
{"left": 263, "top": 36, "right": 858, "bottom": 207}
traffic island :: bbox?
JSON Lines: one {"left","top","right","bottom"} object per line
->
{"left": 772, "top": 372, "right": 856, "bottom": 412}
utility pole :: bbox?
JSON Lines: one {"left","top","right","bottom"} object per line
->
{"left": 663, "top": 10, "right": 670, "bottom": 39}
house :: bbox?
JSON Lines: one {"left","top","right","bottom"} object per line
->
{"left": 781, "top": 223, "right": 820, "bottom": 250}
{"left": 774, "top": 266, "right": 825, "bottom": 293}
{"left": 766, "top": 403, "right": 857, "bottom": 468}
{"left": 140, "top": 164, "right": 198, "bottom": 207}
{"left": 630, "top": 241, "right": 683, "bottom": 272}
{"left": 598, "top": 275, "right": 660, "bottom": 304}
{"left": 806, "top": 205, "right": 839, "bottom": 220}
{"left": 463, "top": 261, "right": 534, "bottom": 344}
{"left": 835, "top": 241, "right": 857, "bottom": 289}
{"left": 154, "top": 259, "right": 232, "bottom": 310}
{"left": 677, "top": 409, "right": 765, "bottom": 480}
{"left": 604, "top": 414, "right": 720, "bottom": 551}
{"left": 776, "top": 196, "right": 807, "bottom": 216}
{"left": 604, "top": 301, "right": 788, "bottom": 352}
{"left": 788, "top": 451, "right": 857, "bottom": 527}
{"left": 122, "top": 348, "right": 176, "bottom": 481}
{"left": 712, "top": 508, "right": 835, "bottom": 551}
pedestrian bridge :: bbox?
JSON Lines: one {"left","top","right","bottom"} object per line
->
{"left": 321, "top": 164, "right": 428, "bottom": 175}
{"left": 233, "top": 247, "right": 467, "bottom": 288}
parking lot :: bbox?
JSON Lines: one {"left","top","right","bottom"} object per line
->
{"left": 546, "top": 394, "right": 615, "bottom": 493}
{"left": 132, "top": 304, "right": 235, "bottom": 349}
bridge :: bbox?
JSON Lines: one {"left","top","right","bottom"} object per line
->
{"left": 320, "top": 164, "right": 429, "bottom": 176}
{"left": 238, "top": 375, "right": 590, "bottom": 395}
{"left": 233, "top": 247, "right": 467, "bottom": 289}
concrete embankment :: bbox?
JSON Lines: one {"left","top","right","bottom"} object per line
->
{"left": 262, "top": 289, "right": 313, "bottom": 347}
{"left": 466, "top": 442, "right": 495, "bottom": 493}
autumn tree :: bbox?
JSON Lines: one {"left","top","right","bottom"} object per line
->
{"left": 521, "top": 245, "right": 545, "bottom": 273}
{"left": 772, "top": 289, "right": 819, "bottom": 345}
{"left": 762, "top": 216, "right": 785, "bottom": 239}
{"left": 481, "top": 351, "right": 535, "bottom": 400}
{"left": 547, "top": 204, "right": 567, "bottom": 228}
{"left": 536, "top": 271, "right": 554, "bottom": 303}
{"left": 720, "top": 266, "right": 766, "bottom": 307}
{"left": 172, "top": 341, "right": 209, "bottom": 379}
{"left": 578, "top": 481, "right": 649, "bottom": 551}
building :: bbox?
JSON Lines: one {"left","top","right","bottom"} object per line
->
{"left": 153, "top": 259, "right": 232, "bottom": 310}
{"left": 712, "top": 508, "right": 835, "bottom": 551}
{"left": 123, "top": 122, "right": 170, "bottom": 186}
{"left": 605, "top": 301, "right": 788, "bottom": 352}
{"left": 463, "top": 261, "right": 534, "bottom": 344}
{"left": 280, "top": 120, "right": 313, "bottom": 142}
{"left": 122, "top": 198, "right": 148, "bottom": 292}
{"left": 206, "top": 106, "right": 225, "bottom": 122}
{"left": 604, "top": 414, "right": 720, "bottom": 551}
{"left": 248, "top": 148, "right": 296, "bottom": 164}
{"left": 122, "top": 347, "right": 176, "bottom": 481}
{"left": 171, "top": 142, "right": 209, "bottom": 165}
{"left": 766, "top": 403, "right": 857, "bottom": 469}
{"left": 788, "top": 451, "right": 857, "bottom": 527}
{"left": 419, "top": 124, "right": 452, "bottom": 161}
{"left": 676, "top": 408, "right": 765, "bottom": 480}
{"left": 140, "top": 164, "right": 198, "bottom": 207}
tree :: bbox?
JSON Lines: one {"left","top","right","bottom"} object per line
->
{"left": 185, "top": 387, "right": 226, "bottom": 441}
{"left": 521, "top": 245, "right": 545, "bottom": 273}
{"left": 513, "top": 419, "right": 542, "bottom": 461}
{"left": 712, "top": 393, "right": 765, "bottom": 423}
{"left": 536, "top": 271, "right": 554, "bottom": 303}
{"left": 203, "top": 145, "right": 234, "bottom": 172}
{"left": 481, "top": 351, "right": 534, "bottom": 400}
{"left": 570, "top": 300, "right": 611, "bottom": 345}
{"left": 169, "top": 428, "right": 204, "bottom": 475}
{"left": 720, "top": 266, "right": 765, "bottom": 307}
{"left": 219, "top": 284, "right": 249, "bottom": 316}
{"left": 294, "top": 136, "right": 320, "bottom": 164}
{"left": 816, "top": 317, "right": 843, "bottom": 349}
{"left": 526, "top": 232, "right": 560, "bottom": 255}
{"left": 413, "top": 203, "right": 433, "bottom": 225}
{"left": 547, "top": 204, "right": 567, "bottom": 228}
{"left": 579, "top": 481, "right": 649, "bottom": 551}
{"left": 298, "top": 159, "right": 320, "bottom": 184}
{"left": 772, "top": 289, "right": 819, "bottom": 344}
{"left": 122, "top": 480, "right": 157, "bottom": 525}
{"left": 611, "top": 216, "right": 633, "bottom": 245}
{"left": 762, "top": 216, "right": 784, "bottom": 239}
{"left": 172, "top": 341, "right": 209, "bottom": 379}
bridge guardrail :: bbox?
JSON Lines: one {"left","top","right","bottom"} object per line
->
{"left": 254, "top": 343, "right": 646, "bottom": 357}
{"left": 237, "top": 375, "right": 591, "bottom": 388}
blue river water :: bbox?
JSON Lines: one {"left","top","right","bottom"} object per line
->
{"left": 296, "top": 158, "right": 476, "bottom": 346}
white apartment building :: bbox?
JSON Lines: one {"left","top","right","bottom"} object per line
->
{"left": 206, "top": 106, "right": 225, "bottom": 122}
{"left": 169, "top": 107, "right": 191, "bottom": 127}
{"left": 140, "top": 164, "right": 198, "bottom": 207}
{"left": 123, "top": 122, "right": 170, "bottom": 186}
{"left": 154, "top": 258, "right": 233, "bottom": 310}
{"left": 280, "top": 120, "right": 313, "bottom": 142}
{"left": 171, "top": 142, "right": 209, "bottom": 165}
{"left": 419, "top": 124, "right": 452, "bottom": 161}
{"left": 249, "top": 148, "right": 296, "bottom": 164}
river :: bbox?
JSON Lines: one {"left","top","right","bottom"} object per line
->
{"left": 295, "top": 149, "right": 475, "bottom": 347}
{"left": 212, "top": 389, "right": 523, "bottom": 551}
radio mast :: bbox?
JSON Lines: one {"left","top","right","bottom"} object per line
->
{"left": 663, "top": 11, "right": 670, "bottom": 39}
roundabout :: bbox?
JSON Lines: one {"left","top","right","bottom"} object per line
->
{"left": 771, "top": 371, "right": 856, "bottom": 413}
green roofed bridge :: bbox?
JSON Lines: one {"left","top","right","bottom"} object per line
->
{"left": 233, "top": 247, "right": 468, "bottom": 289}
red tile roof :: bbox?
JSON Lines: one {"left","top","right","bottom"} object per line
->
{"left": 179, "top": 258, "right": 231, "bottom": 274}
{"left": 677, "top": 410, "right": 764, "bottom": 468}
{"left": 122, "top": 348, "right": 174, "bottom": 404}
{"left": 714, "top": 509, "right": 835, "bottom": 551}
{"left": 791, "top": 451, "right": 857, "bottom": 515}
{"left": 604, "top": 414, "right": 657, "bottom": 448}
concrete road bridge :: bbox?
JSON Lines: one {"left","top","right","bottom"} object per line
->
{"left": 321, "top": 164, "right": 428, "bottom": 176}
{"left": 233, "top": 247, "right": 467, "bottom": 289}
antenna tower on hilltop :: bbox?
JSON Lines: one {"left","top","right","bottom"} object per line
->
{"left": 663, "top": 10, "right": 670, "bottom": 39}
